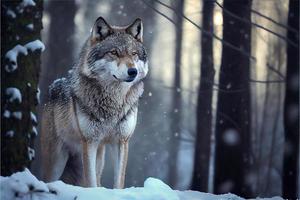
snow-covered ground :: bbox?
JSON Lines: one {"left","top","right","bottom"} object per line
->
{"left": 0, "top": 169, "right": 283, "bottom": 200}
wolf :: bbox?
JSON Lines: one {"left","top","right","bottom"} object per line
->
{"left": 40, "top": 17, "right": 148, "bottom": 188}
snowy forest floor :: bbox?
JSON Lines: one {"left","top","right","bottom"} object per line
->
{"left": 0, "top": 169, "right": 283, "bottom": 200}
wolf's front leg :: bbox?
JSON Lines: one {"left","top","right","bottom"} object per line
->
{"left": 113, "top": 140, "right": 129, "bottom": 189}
{"left": 82, "top": 140, "right": 98, "bottom": 187}
{"left": 96, "top": 143, "right": 106, "bottom": 187}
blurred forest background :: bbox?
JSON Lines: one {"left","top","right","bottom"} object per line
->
{"left": 1, "top": 0, "right": 299, "bottom": 199}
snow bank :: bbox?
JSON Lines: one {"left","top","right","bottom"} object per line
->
{"left": 0, "top": 169, "right": 283, "bottom": 200}
{"left": 1, "top": 169, "right": 49, "bottom": 200}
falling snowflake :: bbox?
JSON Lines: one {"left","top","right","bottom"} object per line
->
{"left": 223, "top": 129, "right": 240, "bottom": 146}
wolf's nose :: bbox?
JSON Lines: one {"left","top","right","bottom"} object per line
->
{"left": 128, "top": 68, "right": 137, "bottom": 77}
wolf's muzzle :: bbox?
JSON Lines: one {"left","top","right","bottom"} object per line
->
{"left": 126, "top": 68, "right": 137, "bottom": 82}
{"left": 127, "top": 68, "right": 137, "bottom": 77}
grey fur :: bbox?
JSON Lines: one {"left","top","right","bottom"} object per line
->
{"left": 41, "top": 17, "right": 148, "bottom": 188}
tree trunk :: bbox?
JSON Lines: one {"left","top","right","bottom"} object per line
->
{"left": 169, "top": 0, "right": 185, "bottom": 188}
{"left": 191, "top": 0, "right": 215, "bottom": 192}
{"left": 1, "top": 0, "right": 43, "bottom": 176}
{"left": 40, "top": 0, "right": 77, "bottom": 104}
{"left": 282, "top": 0, "right": 299, "bottom": 198}
{"left": 214, "top": 0, "right": 252, "bottom": 197}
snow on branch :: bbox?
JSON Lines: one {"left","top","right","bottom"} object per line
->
{"left": 0, "top": 169, "right": 284, "bottom": 200}
{"left": 6, "top": 87, "right": 22, "bottom": 103}
{"left": 30, "top": 112, "right": 37, "bottom": 124}
{"left": 6, "top": 9, "right": 16, "bottom": 19}
{"left": 24, "top": 40, "right": 45, "bottom": 52}
{"left": 27, "top": 147, "right": 35, "bottom": 161}
{"left": 20, "top": 0, "right": 36, "bottom": 8}
{"left": 16, "top": 0, "right": 36, "bottom": 14}
{"left": 5, "top": 45, "right": 28, "bottom": 72}
{"left": 5, "top": 40, "right": 45, "bottom": 73}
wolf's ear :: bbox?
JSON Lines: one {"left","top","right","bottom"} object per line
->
{"left": 126, "top": 18, "right": 143, "bottom": 42}
{"left": 91, "top": 17, "right": 113, "bottom": 41}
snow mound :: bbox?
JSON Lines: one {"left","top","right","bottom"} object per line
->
{"left": 0, "top": 169, "right": 284, "bottom": 200}
{"left": 0, "top": 169, "right": 49, "bottom": 200}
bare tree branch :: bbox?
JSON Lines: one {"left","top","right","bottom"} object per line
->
{"left": 147, "top": 76, "right": 284, "bottom": 99}
{"left": 140, "top": 0, "right": 176, "bottom": 25}
{"left": 214, "top": 1, "right": 299, "bottom": 48}
{"left": 218, "top": 111, "right": 241, "bottom": 131}
{"left": 251, "top": 8, "right": 299, "bottom": 34}
{"left": 214, "top": 87, "right": 247, "bottom": 93}
{"left": 267, "top": 63, "right": 286, "bottom": 80}
{"left": 141, "top": 0, "right": 256, "bottom": 61}
{"left": 140, "top": 0, "right": 286, "bottom": 87}
{"left": 249, "top": 79, "right": 285, "bottom": 83}
{"left": 144, "top": 0, "right": 288, "bottom": 81}
{"left": 249, "top": 64, "right": 285, "bottom": 83}
{"left": 178, "top": 136, "right": 194, "bottom": 143}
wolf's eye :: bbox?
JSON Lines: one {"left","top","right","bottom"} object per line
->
{"left": 110, "top": 50, "right": 118, "bottom": 56}
{"left": 132, "top": 51, "right": 138, "bottom": 56}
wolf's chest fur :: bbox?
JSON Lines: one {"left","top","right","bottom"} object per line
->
{"left": 73, "top": 73, "right": 139, "bottom": 122}
{"left": 50, "top": 72, "right": 143, "bottom": 144}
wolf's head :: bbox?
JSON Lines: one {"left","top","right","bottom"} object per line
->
{"left": 80, "top": 17, "right": 148, "bottom": 85}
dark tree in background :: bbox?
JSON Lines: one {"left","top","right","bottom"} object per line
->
{"left": 40, "top": 0, "right": 77, "bottom": 103}
{"left": 33, "top": 0, "right": 77, "bottom": 178}
{"left": 282, "top": 0, "right": 299, "bottom": 198}
{"left": 1, "top": 0, "right": 43, "bottom": 176}
{"left": 214, "top": 0, "right": 252, "bottom": 197}
{"left": 169, "top": 0, "right": 185, "bottom": 187}
{"left": 192, "top": 0, "right": 215, "bottom": 192}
